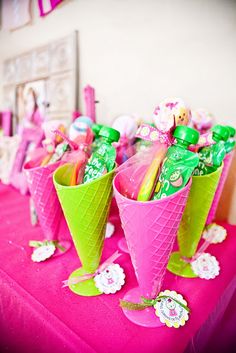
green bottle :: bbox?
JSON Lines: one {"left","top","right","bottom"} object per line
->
{"left": 152, "top": 126, "right": 199, "bottom": 200}
{"left": 83, "top": 126, "right": 120, "bottom": 184}
{"left": 225, "top": 125, "right": 236, "bottom": 154}
{"left": 91, "top": 124, "right": 104, "bottom": 152}
{"left": 194, "top": 125, "right": 229, "bottom": 176}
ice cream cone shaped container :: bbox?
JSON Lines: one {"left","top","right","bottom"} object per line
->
{"left": 24, "top": 159, "right": 69, "bottom": 246}
{"left": 53, "top": 163, "right": 115, "bottom": 296}
{"left": 113, "top": 168, "right": 191, "bottom": 327}
{"left": 168, "top": 165, "right": 223, "bottom": 278}
{"left": 206, "top": 152, "right": 234, "bottom": 225}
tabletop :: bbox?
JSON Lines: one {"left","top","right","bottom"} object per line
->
{"left": 0, "top": 183, "right": 235, "bottom": 353}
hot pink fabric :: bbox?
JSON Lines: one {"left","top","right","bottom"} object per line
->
{"left": 24, "top": 159, "right": 67, "bottom": 241}
{"left": 0, "top": 183, "right": 235, "bottom": 353}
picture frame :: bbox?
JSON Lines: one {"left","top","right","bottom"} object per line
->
{"left": 0, "top": 135, "right": 20, "bottom": 185}
{"left": 2, "top": 32, "right": 78, "bottom": 132}
{"left": 10, "top": 128, "right": 44, "bottom": 195}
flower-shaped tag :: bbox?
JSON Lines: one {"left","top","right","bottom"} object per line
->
{"left": 105, "top": 222, "right": 115, "bottom": 238}
{"left": 202, "top": 223, "right": 227, "bottom": 244}
{"left": 191, "top": 253, "right": 220, "bottom": 279}
{"left": 94, "top": 264, "right": 125, "bottom": 294}
{"left": 31, "top": 244, "right": 56, "bottom": 262}
{"left": 154, "top": 290, "right": 189, "bottom": 328}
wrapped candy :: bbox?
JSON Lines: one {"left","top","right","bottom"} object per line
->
{"left": 69, "top": 116, "right": 93, "bottom": 141}
{"left": 191, "top": 109, "right": 215, "bottom": 134}
{"left": 153, "top": 98, "right": 191, "bottom": 133}
{"left": 112, "top": 115, "right": 138, "bottom": 165}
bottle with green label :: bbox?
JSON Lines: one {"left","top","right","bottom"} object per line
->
{"left": 194, "top": 125, "right": 229, "bottom": 176}
{"left": 83, "top": 126, "right": 120, "bottom": 184}
{"left": 152, "top": 126, "right": 199, "bottom": 200}
{"left": 225, "top": 125, "right": 236, "bottom": 154}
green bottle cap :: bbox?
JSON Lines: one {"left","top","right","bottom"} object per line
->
{"left": 92, "top": 124, "right": 103, "bottom": 137}
{"left": 173, "top": 126, "right": 199, "bottom": 145}
{"left": 226, "top": 125, "right": 236, "bottom": 138}
{"left": 212, "top": 125, "right": 229, "bottom": 142}
{"left": 99, "top": 126, "right": 120, "bottom": 142}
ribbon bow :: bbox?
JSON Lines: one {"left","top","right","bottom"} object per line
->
{"left": 29, "top": 240, "right": 65, "bottom": 252}
{"left": 135, "top": 124, "right": 174, "bottom": 146}
{"left": 62, "top": 251, "right": 122, "bottom": 287}
{"left": 120, "top": 295, "right": 190, "bottom": 312}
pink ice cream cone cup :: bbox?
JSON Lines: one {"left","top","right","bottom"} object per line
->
{"left": 24, "top": 158, "right": 71, "bottom": 255}
{"left": 113, "top": 168, "right": 191, "bottom": 327}
{"left": 206, "top": 152, "right": 234, "bottom": 225}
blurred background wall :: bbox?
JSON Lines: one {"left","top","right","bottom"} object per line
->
{"left": 0, "top": 0, "right": 236, "bottom": 125}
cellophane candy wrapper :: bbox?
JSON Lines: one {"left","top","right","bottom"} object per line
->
{"left": 112, "top": 115, "right": 138, "bottom": 165}
{"left": 115, "top": 138, "right": 136, "bottom": 165}
{"left": 115, "top": 142, "right": 168, "bottom": 200}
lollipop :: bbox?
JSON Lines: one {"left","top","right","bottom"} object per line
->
{"left": 112, "top": 115, "right": 138, "bottom": 139}
{"left": 153, "top": 98, "right": 191, "bottom": 133}
{"left": 69, "top": 116, "right": 93, "bottom": 141}
{"left": 112, "top": 115, "right": 138, "bottom": 165}
{"left": 191, "top": 109, "right": 215, "bottom": 134}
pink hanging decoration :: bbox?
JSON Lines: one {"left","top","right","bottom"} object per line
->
{"left": 38, "top": 0, "right": 63, "bottom": 17}
{"left": 2, "top": 0, "right": 31, "bottom": 31}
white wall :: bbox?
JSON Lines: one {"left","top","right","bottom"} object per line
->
{"left": 0, "top": 0, "right": 236, "bottom": 126}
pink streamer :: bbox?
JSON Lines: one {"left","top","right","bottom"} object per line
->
{"left": 135, "top": 124, "right": 174, "bottom": 146}
{"left": 62, "top": 251, "right": 122, "bottom": 287}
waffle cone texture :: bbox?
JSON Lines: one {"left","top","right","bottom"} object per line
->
{"left": 24, "top": 160, "right": 63, "bottom": 240}
{"left": 113, "top": 168, "right": 191, "bottom": 299}
{"left": 178, "top": 165, "right": 223, "bottom": 258}
{"left": 206, "top": 154, "right": 233, "bottom": 225}
{"left": 53, "top": 163, "right": 114, "bottom": 273}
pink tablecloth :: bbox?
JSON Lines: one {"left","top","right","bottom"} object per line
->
{"left": 0, "top": 183, "right": 235, "bottom": 353}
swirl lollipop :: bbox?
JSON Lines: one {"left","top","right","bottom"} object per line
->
{"left": 191, "top": 109, "right": 215, "bottom": 134}
{"left": 153, "top": 98, "right": 191, "bottom": 134}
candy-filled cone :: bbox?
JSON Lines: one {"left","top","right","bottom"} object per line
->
{"left": 206, "top": 153, "right": 234, "bottom": 225}
{"left": 24, "top": 159, "right": 69, "bottom": 250}
{"left": 53, "top": 163, "right": 115, "bottom": 296}
{"left": 114, "top": 168, "right": 191, "bottom": 327}
{"left": 168, "top": 165, "right": 223, "bottom": 278}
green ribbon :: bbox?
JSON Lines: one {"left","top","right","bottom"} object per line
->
{"left": 29, "top": 240, "right": 65, "bottom": 252}
{"left": 120, "top": 295, "right": 190, "bottom": 313}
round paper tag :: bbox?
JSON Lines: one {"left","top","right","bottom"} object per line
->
{"left": 94, "top": 264, "right": 125, "bottom": 294}
{"left": 31, "top": 244, "right": 56, "bottom": 262}
{"left": 154, "top": 290, "right": 189, "bottom": 328}
{"left": 202, "top": 223, "right": 227, "bottom": 244}
{"left": 191, "top": 253, "right": 220, "bottom": 279}
{"left": 105, "top": 222, "right": 115, "bottom": 239}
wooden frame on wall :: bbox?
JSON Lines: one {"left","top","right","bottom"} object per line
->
{"left": 2, "top": 31, "right": 78, "bottom": 133}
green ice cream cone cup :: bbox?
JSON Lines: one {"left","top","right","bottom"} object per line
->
{"left": 168, "top": 165, "right": 223, "bottom": 277}
{"left": 53, "top": 163, "right": 115, "bottom": 296}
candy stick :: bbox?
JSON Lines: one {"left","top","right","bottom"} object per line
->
{"left": 137, "top": 146, "right": 167, "bottom": 201}
{"left": 70, "top": 162, "right": 80, "bottom": 186}
{"left": 40, "top": 153, "right": 53, "bottom": 167}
